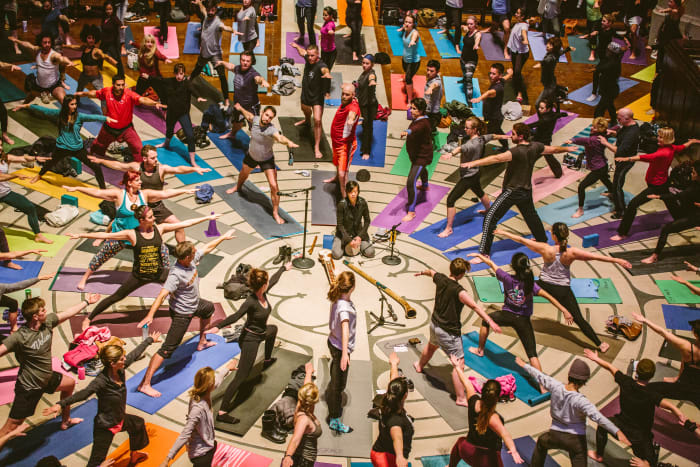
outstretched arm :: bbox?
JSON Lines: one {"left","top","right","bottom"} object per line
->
{"left": 57, "top": 294, "right": 101, "bottom": 323}
{"left": 233, "top": 103, "right": 255, "bottom": 123}
{"left": 9, "top": 37, "right": 38, "bottom": 54}
{"left": 465, "top": 151, "right": 512, "bottom": 169}
{"left": 542, "top": 145, "right": 570, "bottom": 155}
{"left": 68, "top": 230, "right": 134, "bottom": 242}
{"left": 632, "top": 313, "right": 693, "bottom": 353}
{"left": 201, "top": 229, "right": 236, "bottom": 256}
{"left": 583, "top": 349, "right": 620, "bottom": 376}
{"left": 449, "top": 354, "right": 477, "bottom": 399}
{"left": 62, "top": 186, "right": 120, "bottom": 201}
{"left": 75, "top": 89, "right": 98, "bottom": 99}
{"left": 671, "top": 275, "right": 700, "bottom": 296}
{"left": 570, "top": 247, "right": 632, "bottom": 269}
{"left": 143, "top": 188, "right": 196, "bottom": 203}
{"left": 139, "top": 96, "right": 165, "bottom": 110}
{"left": 87, "top": 156, "right": 139, "bottom": 173}
{"left": 494, "top": 228, "right": 550, "bottom": 256}
{"left": 272, "top": 132, "right": 299, "bottom": 149}
{"left": 159, "top": 214, "right": 220, "bottom": 234}
{"left": 468, "top": 253, "right": 498, "bottom": 273}
{"left": 537, "top": 288, "right": 574, "bottom": 324}
{"left": 490, "top": 416, "right": 524, "bottom": 464}
{"left": 459, "top": 290, "right": 501, "bottom": 333}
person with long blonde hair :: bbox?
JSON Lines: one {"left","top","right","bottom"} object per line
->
{"left": 282, "top": 363, "right": 320, "bottom": 467}
{"left": 133, "top": 33, "right": 171, "bottom": 96}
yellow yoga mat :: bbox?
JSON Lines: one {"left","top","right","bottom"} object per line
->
{"left": 338, "top": 0, "right": 374, "bottom": 26}
{"left": 628, "top": 94, "right": 653, "bottom": 122}
{"left": 72, "top": 61, "right": 137, "bottom": 88}
{"left": 4, "top": 227, "right": 69, "bottom": 257}
{"left": 108, "top": 423, "right": 185, "bottom": 467}
{"left": 631, "top": 63, "right": 655, "bottom": 83}
{"left": 10, "top": 167, "right": 102, "bottom": 211}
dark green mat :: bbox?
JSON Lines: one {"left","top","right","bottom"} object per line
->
{"left": 586, "top": 425, "right": 630, "bottom": 467}
{"left": 2, "top": 133, "right": 29, "bottom": 152}
{"left": 611, "top": 244, "right": 700, "bottom": 276}
{"left": 278, "top": 116, "right": 332, "bottom": 162}
{"left": 390, "top": 132, "right": 447, "bottom": 179}
{"left": 190, "top": 76, "right": 224, "bottom": 112}
{"left": 213, "top": 347, "right": 311, "bottom": 436}
{"left": 659, "top": 335, "right": 695, "bottom": 362}
{"left": 9, "top": 107, "right": 61, "bottom": 138}
{"left": 335, "top": 34, "right": 366, "bottom": 65}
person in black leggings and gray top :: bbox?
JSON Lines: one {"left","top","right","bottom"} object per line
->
{"left": 528, "top": 99, "right": 566, "bottom": 178}
{"left": 357, "top": 54, "right": 377, "bottom": 160}
{"left": 235, "top": 0, "right": 259, "bottom": 55}
{"left": 456, "top": 16, "right": 480, "bottom": 106}
{"left": 210, "top": 262, "right": 292, "bottom": 424}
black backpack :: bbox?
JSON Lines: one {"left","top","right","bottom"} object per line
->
{"left": 382, "top": 7, "right": 400, "bottom": 25}
{"left": 668, "top": 160, "right": 694, "bottom": 191}
{"left": 221, "top": 263, "right": 253, "bottom": 300}
{"left": 638, "top": 122, "right": 659, "bottom": 154}
{"left": 169, "top": 6, "right": 188, "bottom": 22}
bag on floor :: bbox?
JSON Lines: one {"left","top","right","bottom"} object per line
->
{"left": 374, "top": 52, "right": 391, "bottom": 65}
{"left": 99, "top": 200, "right": 116, "bottom": 219}
{"left": 502, "top": 101, "right": 523, "bottom": 121}
{"left": 381, "top": 7, "right": 400, "bottom": 25}
{"left": 271, "top": 364, "right": 309, "bottom": 430}
{"left": 606, "top": 315, "right": 642, "bottom": 341}
{"left": 469, "top": 374, "right": 517, "bottom": 402}
{"left": 638, "top": 122, "right": 659, "bottom": 154}
{"left": 45, "top": 204, "right": 79, "bottom": 227}
{"left": 63, "top": 343, "right": 99, "bottom": 368}
{"left": 436, "top": 15, "right": 447, "bottom": 29}
{"left": 416, "top": 8, "right": 437, "bottom": 28}
{"left": 169, "top": 6, "right": 188, "bottom": 22}
{"left": 220, "top": 263, "right": 252, "bottom": 300}
{"left": 195, "top": 184, "right": 214, "bottom": 204}
{"left": 376, "top": 103, "right": 391, "bottom": 121}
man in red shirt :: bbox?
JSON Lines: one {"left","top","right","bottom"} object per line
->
{"left": 76, "top": 75, "right": 163, "bottom": 162}
{"left": 325, "top": 83, "right": 360, "bottom": 199}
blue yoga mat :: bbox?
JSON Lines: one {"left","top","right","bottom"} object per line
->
{"left": 0, "top": 75, "right": 26, "bottom": 102}
{"left": 208, "top": 130, "right": 277, "bottom": 173}
{"left": 227, "top": 54, "right": 268, "bottom": 94}
{"left": 444, "top": 232, "right": 553, "bottom": 272}
{"left": 351, "top": 119, "right": 387, "bottom": 168}
{"left": 0, "top": 399, "right": 97, "bottom": 466}
{"left": 126, "top": 334, "right": 240, "bottom": 414}
{"left": 411, "top": 203, "right": 517, "bottom": 251}
{"left": 385, "top": 25, "right": 427, "bottom": 57}
{"left": 421, "top": 455, "right": 465, "bottom": 467}
{"left": 144, "top": 137, "right": 223, "bottom": 184}
{"left": 662, "top": 304, "right": 700, "bottom": 331}
{"left": 443, "top": 76, "right": 483, "bottom": 118}
{"left": 506, "top": 436, "right": 560, "bottom": 467}
{"left": 568, "top": 78, "right": 638, "bottom": 106}
{"left": 429, "top": 29, "right": 460, "bottom": 58}
{"left": 528, "top": 31, "right": 567, "bottom": 62}
{"left": 125, "top": 25, "right": 134, "bottom": 48}
{"left": 0, "top": 260, "right": 43, "bottom": 282}
{"left": 230, "top": 22, "right": 265, "bottom": 53}
{"left": 537, "top": 186, "right": 633, "bottom": 227}
{"left": 183, "top": 21, "right": 204, "bottom": 54}
{"left": 462, "top": 332, "right": 551, "bottom": 407}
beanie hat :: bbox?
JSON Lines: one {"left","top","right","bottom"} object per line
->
{"left": 568, "top": 358, "right": 591, "bottom": 381}
{"left": 636, "top": 359, "right": 656, "bottom": 381}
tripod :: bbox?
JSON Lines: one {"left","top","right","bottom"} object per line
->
{"left": 368, "top": 283, "right": 405, "bottom": 334}
{"left": 278, "top": 186, "right": 315, "bottom": 269}
{"left": 382, "top": 222, "right": 401, "bottom": 266}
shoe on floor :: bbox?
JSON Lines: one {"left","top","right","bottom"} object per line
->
{"left": 328, "top": 417, "right": 353, "bottom": 433}
{"left": 585, "top": 94, "right": 597, "bottom": 102}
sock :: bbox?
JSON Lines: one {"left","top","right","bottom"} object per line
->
{"left": 329, "top": 417, "right": 353, "bottom": 433}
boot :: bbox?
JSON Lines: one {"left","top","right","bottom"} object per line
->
{"left": 272, "top": 246, "right": 286, "bottom": 265}
{"left": 261, "top": 410, "right": 286, "bottom": 444}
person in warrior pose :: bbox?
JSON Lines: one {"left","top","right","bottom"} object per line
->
{"left": 400, "top": 97, "right": 432, "bottom": 223}
{"left": 10, "top": 33, "right": 72, "bottom": 105}
{"left": 62, "top": 24, "right": 117, "bottom": 93}
{"left": 282, "top": 365, "right": 321, "bottom": 467}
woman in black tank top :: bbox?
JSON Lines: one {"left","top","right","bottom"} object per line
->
{"left": 457, "top": 16, "right": 481, "bottom": 106}
{"left": 68, "top": 205, "right": 220, "bottom": 329}
{"left": 64, "top": 24, "right": 118, "bottom": 93}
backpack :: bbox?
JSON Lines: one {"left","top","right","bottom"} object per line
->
{"left": 381, "top": 7, "right": 400, "bottom": 25}
{"left": 99, "top": 200, "right": 116, "bottom": 219}
{"left": 169, "top": 6, "right": 188, "bottom": 22}
{"left": 221, "top": 263, "right": 252, "bottom": 300}
{"left": 374, "top": 52, "right": 391, "bottom": 65}
{"left": 375, "top": 103, "right": 391, "bottom": 121}
{"left": 638, "top": 122, "right": 659, "bottom": 154}
{"left": 668, "top": 160, "right": 694, "bottom": 191}
{"left": 195, "top": 184, "right": 214, "bottom": 204}
{"left": 416, "top": 8, "right": 437, "bottom": 28}
{"left": 469, "top": 374, "right": 517, "bottom": 402}
{"left": 129, "top": 0, "right": 150, "bottom": 16}
{"left": 45, "top": 204, "right": 79, "bottom": 227}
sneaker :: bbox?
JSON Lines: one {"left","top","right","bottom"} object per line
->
{"left": 585, "top": 94, "right": 597, "bottom": 102}
{"left": 328, "top": 418, "right": 353, "bottom": 434}
{"left": 84, "top": 358, "right": 104, "bottom": 376}
{"left": 40, "top": 91, "right": 51, "bottom": 104}
{"left": 126, "top": 15, "right": 147, "bottom": 23}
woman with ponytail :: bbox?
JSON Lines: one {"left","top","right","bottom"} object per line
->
{"left": 370, "top": 352, "right": 413, "bottom": 467}
{"left": 468, "top": 252, "right": 571, "bottom": 387}
{"left": 325, "top": 271, "right": 356, "bottom": 434}
{"left": 448, "top": 354, "right": 523, "bottom": 466}
{"left": 494, "top": 225, "right": 632, "bottom": 353}
{"left": 282, "top": 364, "right": 321, "bottom": 467}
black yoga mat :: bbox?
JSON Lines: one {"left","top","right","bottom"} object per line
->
{"left": 189, "top": 76, "right": 224, "bottom": 112}
{"left": 310, "top": 170, "right": 357, "bottom": 226}
{"left": 610, "top": 244, "right": 700, "bottom": 276}
{"left": 278, "top": 116, "right": 332, "bottom": 162}
{"left": 334, "top": 34, "right": 366, "bottom": 65}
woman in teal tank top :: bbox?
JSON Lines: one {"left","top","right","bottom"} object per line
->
{"left": 400, "top": 14, "right": 421, "bottom": 104}
{"left": 63, "top": 170, "right": 196, "bottom": 290}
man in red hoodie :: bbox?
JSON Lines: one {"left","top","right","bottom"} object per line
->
{"left": 325, "top": 83, "right": 360, "bottom": 199}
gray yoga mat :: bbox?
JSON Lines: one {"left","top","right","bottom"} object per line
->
{"left": 658, "top": 335, "right": 695, "bottom": 362}
{"left": 278, "top": 117, "right": 332, "bottom": 162}
{"left": 610, "top": 244, "right": 700, "bottom": 276}
{"left": 586, "top": 425, "right": 631, "bottom": 467}
{"left": 311, "top": 170, "right": 357, "bottom": 226}
{"left": 378, "top": 335, "right": 468, "bottom": 431}
{"left": 212, "top": 183, "right": 303, "bottom": 239}
{"left": 314, "top": 358, "right": 373, "bottom": 457}
{"left": 326, "top": 72, "right": 343, "bottom": 106}
{"left": 335, "top": 34, "right": 366, "bottom": 65}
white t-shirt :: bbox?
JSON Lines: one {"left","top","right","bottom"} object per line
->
{"left": 328, "top": 299, "right": 357, "bottom": 353}
{"left": 0, "top": 162, "right": 12, "bottom": 198}
{"left": 507, "top": 22, "right": 530, "bottom": 54}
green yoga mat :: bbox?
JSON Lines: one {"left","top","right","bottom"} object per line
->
{"left": 278, "top": 116, "right": 332, "bottom": 162}
{"left": 4, "top": 227, "right": 70, "bottom": 258}
{"left": 631, "top": 64, "right": 656, "bottom": 83}
{"left": 390, "top": 132, "right": 447, "bottom": 179}
{"left": 9, "top": 107, "right": 61, "bottom": 138}
{"left": 472, "top": 276, "right": 622, "bottom": 304}
{"left": 2, "top": 133, "right": 29, "bottom": 152}
{"left": 567, "top": 35, "right": 598, "bottom": 64}
{"left": 656, "top": 279, "right": 700, "bottom": 304}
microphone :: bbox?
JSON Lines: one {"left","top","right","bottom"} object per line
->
{"left": 390, "top": 222, "right": 402, "bottom": 231}
{"left": 277, "top": 192, "right": 297, "bottom": 197}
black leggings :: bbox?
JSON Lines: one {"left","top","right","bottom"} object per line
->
{"left": 327, "top": 339, "right": 349, "bottom": 418}
{"left": 537, "top": 280, "right": 602, "bottom": 347}
{"left": 617, "top": 183, "right": 669, "bottom": 236}
{"left": 359, "top": 103, "right": 376, "bottom": 156}
{"left": 191, "top": 442, "right": 217, "bottom": 466}
{"left": 89, "top": 268, "right": 168, "bottom": 321}
{"left": 612, "top": 160, "right": 634, "bottom": 214}
{"left": 596, "top": 415, "right": 655, "bottom": 464}
{"left": 509, "top": 50, "right": 528, "bottom": 99}
{"left": 346, "top": 3, "right": 363, "bottom": 55}
{"left": 135, "top": 76, "right": 162, "bottom": 97}
{"left": 446, "top": 174, "right": 484, "bottom": 208}
{"left": 154, "top": 1, "right": 170, "bottom": 43}
{"left": 87, "top": 414, "right": 149, "bottom": 467}
{"left": 445, "top": 5, "right": 462, "bottom": 46}
{"left": 484, "top": 310, "right": 538, "bottom": 358}
{"left": 594, "top": 89, "right": 619, "bottom": 125}
{"left": 296, "top": 5, "right": 316, "bottom": 45}
{"left": 39, "top": 146, "right": 106, "bottom": 189}
{"left": 543, "top": 154, "right": 563, "bottom": 178}
{"left": 654, "top": 216, "right": 698, "bottom": 256}
{"left": 480, "top": 188, "right": 547, "bottom": 255}
{"left": 1, "top": 101, "right": 8, "bottom": 134}
{"left": 191, "top": 56, "right": 228, "bottom": 98}
{"left": 166, "top": 112, "right": 195, "bottom": 152}
{"left": 406, "top": 163, "right": 428, "bottom": 213}
{"left": 577, "top": 166, "right": 613, "bottom": 207}
{"left": 220, "top": 325, "right": 278, "bottom": 413}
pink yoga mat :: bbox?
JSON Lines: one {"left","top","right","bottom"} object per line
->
{"left": 285, "top": 32, "right": 319, "bottom": 63}
{"left": 143, "top": 26, "right": 179, "bottom": 59}
{"left": 509, "top": 112, "right": 579, "bottom": 136}
{"left": 51, "top": 267, "right": 163, "bottom": 297}
{"left": 492, "top": 165, "right": 585, "bottom": 202}
{"left": 0, "top": 358, "right": 73, "bottom": 406}
{"left": 371, "top": 184, "right": 449, "bottom": 234}
{"left": 212, "top": 441, "right": 273, "bottom": 467}
{"left": 571, "top": 210, "right": 673, "bottom": 249}
{"left": 390, "top": 73, "right": 426, "bottom": 111}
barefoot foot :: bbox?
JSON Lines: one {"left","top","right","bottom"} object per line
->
{"left": 34, "top": 233, "right": 53, "bottom": 244}
{"left": 610, "top": 234, "right": 626, "bottom": 242}
{"left": 197, "top": 339, "right": 217, "bottom": 351}
{"left": 361, "top": 153, "right": 370, "bottom": 160}
{"left": 587, "top": 450, "right": 604, "bottom": 463}
{"left": 641, "top": 254, "right": 658, "bottom": 264}
{"left": 2, "top": 133, "right": 14, "bottom": 145}
{"left": 401, "top": 212, "right": 416, "bottom": 222}
{"left": 137, "top": 384, "right": 162, "bottom": 398}
{"left": 468, "top": 347, "right": 484, "bottom": 357}
{"left": 5, "top": 261, "right": 23, "bottom": 270}
{"left": 455, "top": 398, "right": 468, "bottom": 407}
{"left": 219, "top": 131, "right": 232, "bottom": 140}
{"left": 413, "top": 361, "right": 422, "bottom": 373}
{"left": 61, "top": 418, "right": 83, "bottom": 430}
{"left": 437, "top": 227, "right": 453, "bottom": 238}
{"left": 129, "top": 451, "right": 149, "bottom": 466}
{"left": 323, "top": 176, "right": 337, "bottom": 184}
{"left": 273, "top": 212, "right": 286, "bottom": 225}
{"left": 294, "top": 119, "right": 308, "bottom": 127}
{"left": 599, "top": 342, "right": 610, "bottom": 353}
{"left": 225, "top": 185, "right": 240, "bottom": 195}
{"left": 314, "top": 150, "right": 323, "bottom": 159}
{"left": 572, "top": 208, "right": 584, "bottom": 218}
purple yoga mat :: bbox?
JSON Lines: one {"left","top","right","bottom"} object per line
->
{"left": 572, "top": 210, "right": 673, "bottom": 249}
{"left": 82, "top": 154, "right": 127, "bottom": 187}
{"left": 313, "top": 463, "right": 342, "bottom": 467}
{"left": 509, "top": 112, "right": 579, "bottom": 136}
{"left": 285, "top": 32, "right": 319, "bottom": 63}
{"left": 133, "top": 106, "right": 180, "bottom": 135}
{"left": 371, "top": 184, "right": 449, "bottom": 234}
{"left": 480, "top": 32, "right": 508, "bottom": 61}
{"left": 614, "top": 37, "right": 648, "bottom": 65}
{"left": 51, "top": 267, "right": 162, "bottom": 297}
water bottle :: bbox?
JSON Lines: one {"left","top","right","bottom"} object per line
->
{"left": 142, "top": 323, "right": 149, "bottom": 340}
{"left": 25, "top": 289, "right": 32, "bottom": 299}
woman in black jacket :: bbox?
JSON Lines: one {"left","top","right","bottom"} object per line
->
{"left": 527, "top": 98, "right": 566, "bottom": 178}
{"left": 593, "top": 42, "right": 623, "bottom": 126}
{"left": 401, "top": 97, "right": 433, "bottom": 223}
{"left": 44, "top": 333, "right": 161, "bottom": 467}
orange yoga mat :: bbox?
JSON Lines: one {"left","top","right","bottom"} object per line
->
{"left": 108, "top": 422, "right": 185, "bottom": 467}
{"left": 390, "top": 73, "right": 426, "bottom": 110}
{"left": 338, "top": 0, "right": 374, "bottom": 26}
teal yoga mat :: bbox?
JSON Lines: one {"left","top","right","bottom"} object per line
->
{"left": 144, "top": 137, "right": 223, "bottom": 184}
{"left": 443, "top": 75, "right": 483, "bottom": 118}
{"left": 429, "top": 28, "right": 460, "bottom": 58}
{"left": 384, "top": 25, "right": 427, "bottom": 57}
{"left": 227, "top": 54, "right": 268, "bottom": 94}
{"left": 0, "top": 74, "right": 25, "bottom": 102}
{"left": 567, "top": 35, "right": 598, "bottom": 64}
{"left": 472, "top": 276, "right": 622, "bottom": 304}
{"left": 656, "top": 279, "right": 700, "bottom": 304}
{"left": 537, "top": 186, "right": 633, "bottom": 227}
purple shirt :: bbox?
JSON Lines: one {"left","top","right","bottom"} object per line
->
{"left": 320, "top": 20, "right": 336, "bottom": 52}
{"left": 497, "top": 268, "right": 540, "bottom": 317}
{"left": 572, "top": 133, "right": 608, "bottom": 171}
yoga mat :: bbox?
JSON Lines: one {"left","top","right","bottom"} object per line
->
{"left": 662, "top": 304, "right": 700, "bottom": 331}
{"left": 611, "top": 244, "right": 700, "bottom": 276}
{"left": 143, "top": 137, "right": 223, "bottom": 184}
{"left": 212, "top": 348, "right": 311, "bottom": 436}
{"left": 389, "top": 131, "right": 446, "bottom": 178}
{"left": 190, "top": 76, "right": 223, "bottom": 112}
{"left": 9, "top": 100, "right": 73, "bottom": 138}
{"left": 0, "top": 357, "right": 72, "bottom": 406}
{"left": 311, "top": 170, "right": 357, "bottom": 225}
{"left": 125, "top": 24, "right": 134, "bottom": 48}
{"left": 212, "top": 442, "right": 274, "bottom": 467}
{"left": 568, "top": 77, "right": 638, "bottom": 106}
{"left": 82, "top": 154, "right": 130, "bottom": 187}
{"left": 421, "top": 455, "right": 465, "bottom": 467}
{"left": 126, "top": 334, "right": 240, "bottom": 414}
{"left": 183, "top": 21, "right": 204, "bottom": 54}
{"left": 614, "top": 37, "right": 648, "bottom": 65}
{"left": 351, "top": 119, "right": 387, "bottom": 168}
{"left": 631, "top": 63, "right": 656, "bottom": 83}
{"left": 571, "top": 210, "right": 673, "bottom": 249}
{"left": 492, "top": 165, "right": 586, "bottom": 203}
{"left": 390, "top": 73, "right": 425, "bottom": 111}
{"left": 227, "top": 54, "right": 268, "bottom": 93}
{"left": 69, "top": 302, "right": 227, "bottom": 338}
{"left": 0, "top": 399, "right": 97, "bottom": 466}
{"left": 133, "top": 105, "right": 177, "bottom": 135}
{"left": 443, "top": 75, "right": 483, "bottom": 118}
{"left": 656, "top": 279, "right": 700, "bottom": 304}
{"left": 529, "top": 31, "right": 567, "bottom": 62}
{"left": 444, "top": 155, "right": 506, "bottom": 186}
{"left": 208, "top": 130, "right": 272, "bottom": 173}
{"left": 508, "top": 436, "right": 560, "bottom": 467}
{"left": 384, "top": 25, "right": 427, "bottom": 57}
{"left": 324, "top": 71, "right": 343, "bottom": 106}
{"left": 479, "top": 32, "right": 508, "bottom": 61}
{"left": 444, "top": 232, "right": 554, "bottom": 273}
{"left": 473, "top": 276, "right": 621, "bottom": 304}
{"left": 334, "top": 34, "right": 366, "bottom": 65}
{"left": 73, "top": 60, "right": 137, "bottom": 88}
{"left": 461, "top": 331, "right": 551, "bottom": 406}
{"left": 429, "top": 29, "right": 460, "bottom": 58}
{"left": 212, "top": 182, "right": 303, "bottom": 239}
{"left": 17, "top": 63, "right": 79, "bottom": 94}
{"left": 378, "top": 336, "right": 468, "bottom": 431}
{"left": 51, "top": 267, "right": 162, "bottom": 296}
{"left": 371, "top": 183, "right": 450, "bottom": 234}
{"left": 2, "top": 132, "right": 29, "bottom": 152}
{"left": 337, "top": 0, "right": 373, "bottom": 26}
{"left": 230, "top": 22, "right": 265, "bottom": 54}
{"left": 284, "top": 33, "right": 319, "bottom": 63}
{"left": 567, "top": 35, "right": 598, "bottom": 64}
{"left": 410, "top": 203, "right": 517, "bottom": 251}
{"left": 3, "top": 227, "right": 69, "bottom": 257}
{"left": 10, "top": 167, "right": 102, "bottom": 211}
{"left": 520, "top": 111, "right": 578, "bottom": 135}
{"left": 108, "top": 422, "right": 185, "bottom": 467}
{"left": 0, "top": 74, "right": 25, "bottom": 102}
{"left": 585, "top": 425, "right": 630, "bottom": 467}
{"left": 627, "top": 93, "right": 653, "bottom": 123}
{"left": 659, "top": 335, "right": 694, "bottom": 362}
{"left": 143, "top": 26, "right": 179, "bottom": 59}
{"left": 314, "top": 359, "right": 373, "bottom": 457}
{"left": 537, "top": 186, "right": 632, "bottom": 227}
{"left": 278, "top": 116, "right": 332, "bottom": 161}
{"left": 0, "top": 259, "right": 43, "bottom": 282}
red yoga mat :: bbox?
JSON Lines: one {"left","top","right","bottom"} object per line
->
{"left": 390, "top": 74, "right": 426, "bottom": 111}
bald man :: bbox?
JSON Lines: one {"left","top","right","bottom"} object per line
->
{"left": 598, "top": 108, "right": 640, "bottom": 218}
{"left": 326, "top": 83, "right": 360, "bottom": 199}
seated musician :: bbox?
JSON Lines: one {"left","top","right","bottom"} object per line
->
{"left": 333, "top": 181, "right": 375, "bottom": 260}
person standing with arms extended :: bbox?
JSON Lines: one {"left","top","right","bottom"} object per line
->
{"left": 401, "top": 14, "right": 420, "bottom": 105}
{"left": 456, "top": 16, "right": 480, "bottom": 106}
{"left": 443, "top": 0, "right": 463, "bottom": 49}
{"left": 235, "top": 0, "right": 260, "bottom": 55}
{"left": 506, "top": 7, "right": 529, "bottom": 104}
{"left": 325, "top": 83, "right": 360, "bottom": 199}
{"left": 153, "top": 0, "right": 171, "bottom": 50}
{"left": 346, "top": 0, "right": 363, "bottom": 62}
{"left": 100, "top": 1, "right": 124, "bottom": 75}
{"left": 400, "top": 98, "right": 432, "bottom": 223}
{"left": 295, "top": 0, "right": 317, "bottom": 45}
{"left": 471, "top": 63, "right": 512, "bottom": 151}
{"left": 320, "top": 7, "right": 337, "bottom": 98}
{"left": 593, "top": 42, "right": 624, "bottom": 125}
{"left": 424, "top": 60, "right": 443, "bottom": 138}
{"left": 526, "top": 98, "right": 566, "bottom": 178}
{"left": 357, "top": 54, "right": 377, "bottom": 161}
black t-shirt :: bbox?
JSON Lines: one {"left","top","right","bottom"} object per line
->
{"left": 466, "top": 394, "right": 504, "bottom": 450}
{"left": 431, "top": 273, "right": 465, "bottom": 336}
{"left": 502, "top": 142, "right": 546, "bottom": 190}
{"left": 357, "top": 69, "right": 377, "bottom": 106}
{"left": 615, "top": 372, "right": 662, "bottom": 433}
{"left": 483, "top": 80, "right": 504, "bottom": 121}
{"left": 301, "top": 56, "right": 327, "bottom": 105}
{"left": 372, "top": 411, "right": 414, "bottom": 458}
{"left": 160, "top": 77, "right": 195, "bottom": 117}
{"left": 461, "top": 31, "right": 479, "bottom": 64}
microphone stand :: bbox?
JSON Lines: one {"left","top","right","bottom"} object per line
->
{"left": 368, "top": 283, "right": 405, "bottom": 334}
{"left": 278, "top": 186, "right": 315, "bottom": 269}
{"left": 382, "top": 222, "right": 402, "bottom": 266}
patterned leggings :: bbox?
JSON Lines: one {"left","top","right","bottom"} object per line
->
{"left": 460, "top": 59, "right": 477, "bottom": 102}
{"left": 88, "top": 240, "right": 170, "bottom": 272}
